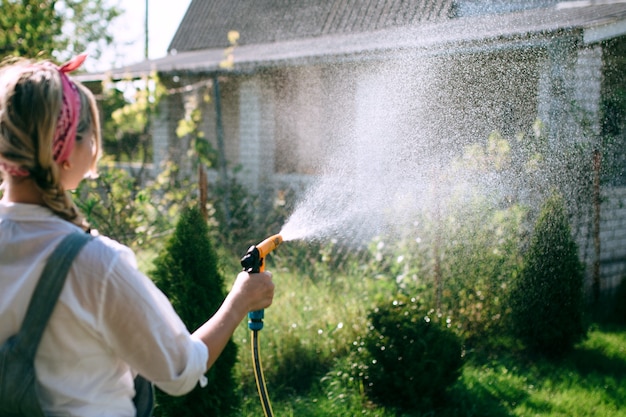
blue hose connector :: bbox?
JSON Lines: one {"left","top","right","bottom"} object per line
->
{"left": 248, "top": 309, "right": 265, "bottom": 331}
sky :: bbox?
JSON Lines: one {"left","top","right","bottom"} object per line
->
{"left": 91, "top": 0, "right": 192, "bottom": 72}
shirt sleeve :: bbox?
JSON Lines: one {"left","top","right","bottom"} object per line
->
{"left": 96, "top": 244, "right": 209, "bottom": 396}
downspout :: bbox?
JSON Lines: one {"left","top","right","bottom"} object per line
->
{"left": 213, "top": 73, "right": 232, "bottom": 228}
{"left": 592, "top": 149, "right": 601, "bottom": 305}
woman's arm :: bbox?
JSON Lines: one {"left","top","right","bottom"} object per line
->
{"left": 192, "top": 271, "right": 274, "bottom": 370}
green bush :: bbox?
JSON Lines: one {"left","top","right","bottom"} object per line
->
{"left": 508, "top": 192, "right": 587, "bottom": 357}
{"left": 75, "top": 161, "right": 197, "bottom": 251}
{"left": 432, "top": 203, "right": 526, "bottom": 346}
{"left": 357, "top": 295, "right": 464, "bottom": 412}
{"left": 357, "top": 200, "right": 526, "bottom": 349}
{"left": 150, "top": 206, "right": 239, "bottom": 416}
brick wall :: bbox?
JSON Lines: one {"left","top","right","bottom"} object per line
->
{"left": 574, "top": 44, "right": 626, "bottom": 295}
{"left": 152, "top": 98, "right": 171, "bottom": 173}
{"left": 600, "top": 186, "right": 626, "bottom": 292}
{"left": 237, "top": 78, "right": 277, "bottom": 194}
{"left": 575, "top": 45, "right": 603, "bottom": 136}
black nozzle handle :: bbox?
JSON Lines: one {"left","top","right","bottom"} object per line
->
{"left": 241, "top": 245, "right": 265, "bottom": 330}
{"left": 241, "top": 246, "right": 263, "bottom": 273}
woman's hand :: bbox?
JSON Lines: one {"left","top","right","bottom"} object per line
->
{"left": 228, "top": 271, "right": 275, "bottom": 314}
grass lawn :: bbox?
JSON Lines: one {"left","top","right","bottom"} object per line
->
{"left": 451, "top": 326, "right": 626, "bottom": 417}
{"left": 238, "top": 314, "right": 625, "bottom": 416}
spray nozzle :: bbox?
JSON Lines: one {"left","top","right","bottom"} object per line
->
{"left": 241, "top": 234, "right": 283, "bottom": 273}
{"left": 241, "top": 234, "right": 283, "bottom": 331}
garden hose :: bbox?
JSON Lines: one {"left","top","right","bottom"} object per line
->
{"left": 251, "top": 329, "right": 274, "bottom": 417}
{"left": 241, "top": 234, "right": 283, "bottom": 417}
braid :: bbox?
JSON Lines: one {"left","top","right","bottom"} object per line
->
{"left": 31, "top": 163, "right": 88, "bottom": 230}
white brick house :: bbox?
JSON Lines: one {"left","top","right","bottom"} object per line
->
{"left": 78, "top": 0, "right": 626, "bottom": 300}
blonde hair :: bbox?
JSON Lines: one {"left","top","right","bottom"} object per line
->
{"left": 0, "top": 58, "right": 102, "bottom": 230}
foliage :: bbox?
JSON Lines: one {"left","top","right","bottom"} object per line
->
{"left": 75, "top": 160, "right": 198, "bottom": 255}
{"left": 230, "top": 259, "right": 400, "bottom": 416}
{"left": 207, "top": 175, "right": 299, "bottom": 258}
{"left": 219, "top": 31, "right": 240, "bottom": 70}
{"left": 0, "top": 0, "right": 61, "bottom": 58}
{"left": 74, "top": 161, "right": 270, "bottom": 271}
{"left": 353, "top": 132, "right": 530, "bottom": 346}
{"left": 508, "top": 191, "right": 587, "bottom": 357}
{"left": 233, "top": 270, "right": 383, "bottom": 401}
{"left": 150, "top": 206, "right": 239, "bottom": 417}
{"left": 176, "top": 89, "right": 218, "bottom": 170}
{"left": 0, "top": 0, "right": 120, "bottom": 61}
{"left": 366, "top": 204, "right": 526, "bottom": 346}
{"left": 101, "top": 72, "right": 166, "bottom": 170}
{"left": 236, "top": 267, "right": 626, "bottom": 416}
{"left": 355, "top": 295, "right": 464, "bottom": 412}
{"left": 438, "top": 203, "right": 526, "bottom": 345}
{"left": 75, "top": 161, "right": 142, "bottom": 243}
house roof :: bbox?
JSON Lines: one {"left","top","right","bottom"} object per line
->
{"left": 75, "top": 1, "right": 626, "bottom": 83}
{"left": 168, "top": 0, "right": 455, "bottom": 53}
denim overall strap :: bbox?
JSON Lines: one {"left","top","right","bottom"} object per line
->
{"left": 0, "top": 232, "right": 93, "bottom": 417}
{"left": 17, "top": 232, "right": 94, "bottom": 359}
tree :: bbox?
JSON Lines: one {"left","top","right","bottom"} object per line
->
{"left": 150, "top": 206, "right": 239, "bottom": 417}
{"left": 0, "top": 0, "right": 120, "bottom": 61}
{"left": 509, "top": 191, "right": 587, "bottom": 357}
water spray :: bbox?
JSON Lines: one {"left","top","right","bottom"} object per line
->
{"left": 240, "top": 233, "right": 283, "bottom": 417}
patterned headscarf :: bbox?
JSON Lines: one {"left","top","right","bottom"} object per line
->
{"left": 52, "top": 53, "right": 86, "bottom": 163}
{"left": 0, "top": 54, "right": 87, "bottom": 177}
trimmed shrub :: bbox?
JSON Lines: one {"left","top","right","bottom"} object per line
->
{"left": 358, "top": 295, "right": 464, "bottom": 412}
{"left": 508, "top": 192, "right": 587, "bottom": 357}
{"left": 150, "top": 206, "right": 238, "bottom": 416}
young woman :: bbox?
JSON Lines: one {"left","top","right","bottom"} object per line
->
{"left": 0, "top": 55, "right": 274, "bottom": 416}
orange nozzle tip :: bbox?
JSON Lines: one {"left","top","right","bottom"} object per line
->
{"left": 256, "top": 234, "right": 283, "bottom": 258}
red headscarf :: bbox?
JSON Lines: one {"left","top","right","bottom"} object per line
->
{"left": 51, "top": 53, "right": 87, "bottom": 164}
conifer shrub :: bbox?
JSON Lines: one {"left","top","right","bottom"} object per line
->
{"left": 150, "top": 206, "right": 238, "bottom": 416}
{"left": 508, "top": 192, "right": 587, "bottom": 357}
{"left": 357, "top": 295, "right": 464, "bottom": 412}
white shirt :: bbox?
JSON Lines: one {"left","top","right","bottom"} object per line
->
{"left": 0, "top": 202, "right": 208, "bottom": 416}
